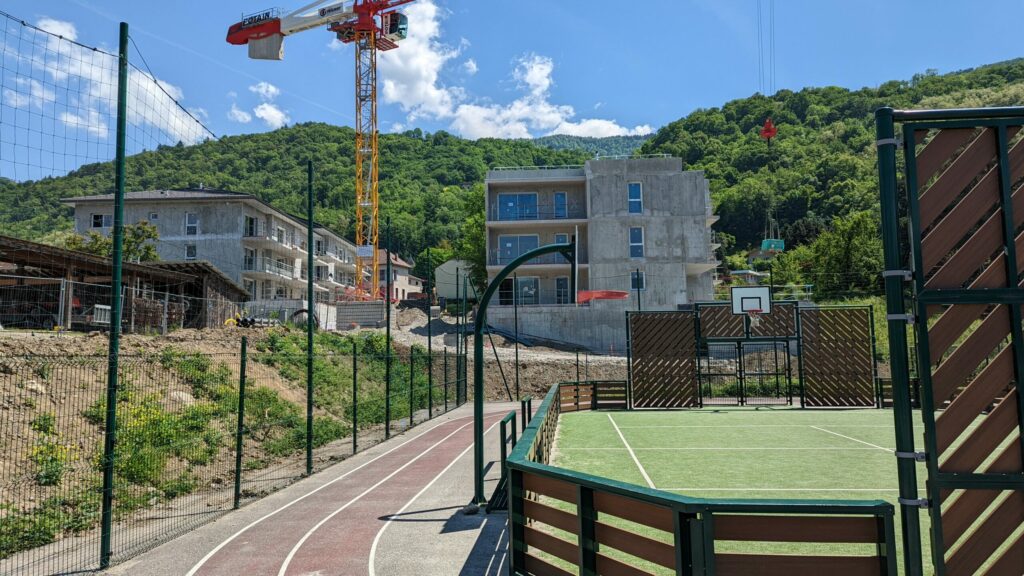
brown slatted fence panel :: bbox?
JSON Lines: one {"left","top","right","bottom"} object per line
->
{"left": 698, "top": 305, "right": 744, "bottom": 338}
{"left": 751, "top": 302, "right": 797, "bottom": 338}
{"left": 800, "top": 308, "right": 875, "bottom": 407}
{"left": 911, "top": 123, "right": 1024, "bottom": 575}
{"left": 630, "top": 312, "right": 698, "bottom": 408}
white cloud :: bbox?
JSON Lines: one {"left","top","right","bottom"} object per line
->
{"left": 3, "top": 89, "right": 29, "bottom": 108}
{"left": 60, "top": 109, "right": 107, "bottom": 138}
{"left": 226, "top": 90, "right": 238, "bottom": 99}
{"left": 375, "top": 1, "right": 650, "bottom": 140}
{"left": 2, "top": 17, "right": 211, "bottom": 145}
{"left": 36, "top": 17, "right": 77, "bottom": 41}
{"left": 188, "top": 107, "right": 209, "bottom": 121}
{"left": 227, "top": 102, "right": 252, "bottom": 123}
{"left": 254, "top": 102, "right": 289, "bottom": 129}
{"left": 249, "top": 81, "right": 280, "bottom": 101}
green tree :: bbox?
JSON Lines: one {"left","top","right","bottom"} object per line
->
{"left": 62, "top": 220, "right": 160, "bottom": 262}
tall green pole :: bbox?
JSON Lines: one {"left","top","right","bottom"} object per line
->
{"left": 385, "top": 216, "right": 392, "bottom": 439}
{"left": 305, "top": 160, "right": 314, "bottom": 476}
{"left": 233, "top": 336, "right": 248, "bottom": 509}
{"left": 99, "top": 22, "right": 129, "bottom": 569}
{"left": 635, "top": 267, "right": 642, "bottom": 311}
{"left": 514, "top": 272, "right": 520, "bottom": 400}
{"left": 472, "top": 242, "right": 573, "bottom": 504}
{"left": 876, "top": 107, "right": 924, "bottom": 575}
{"left": 408, "top": 350, "right": 415, "bottom": 427}
{"left": 427, "top": 247, "right": 433, "bottom": 418}
{"left": 454, "top": 266, "right": 460, "bottom": 390}
{"left": 352, "top": 340, "right": 358, "bottom": 453}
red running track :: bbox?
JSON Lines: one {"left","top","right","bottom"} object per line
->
{"left": 185, "top": 410, "right": 506, "bottom": 576}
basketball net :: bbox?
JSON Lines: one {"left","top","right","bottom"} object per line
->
{"left": 747, "top": 309, "right": 763, "bottom": 330}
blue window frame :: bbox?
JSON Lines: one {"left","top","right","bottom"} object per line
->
{"left": 629, "top": 227, "right": 644, "bottom": 258}
{"left": 554, "top": 191, "right": 567, "bottom": 219}
{"left": 498, "top": 193, "right": 538, "bottom": 220}
{"left": 628, "top": 182, "right": 642, "bottom": 214}
{"left": 631, "top": 270, "right": 646, "bottom": 291}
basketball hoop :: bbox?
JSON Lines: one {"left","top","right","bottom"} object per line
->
{"left": 747, "top": 309, "right": 763, "bottom": 330}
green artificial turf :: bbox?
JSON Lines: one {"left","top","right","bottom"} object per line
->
{"left": 549, "top": 407, "right": 933, "bottom": 574}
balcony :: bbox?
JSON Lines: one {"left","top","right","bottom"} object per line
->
{"left": 487, "top": 203, "right": 587, "bottom": 224}
{"left": 487, "top": 248, "right": 588, "bottom": 268}
{"left": 243, "top": 229, "right": 306, "bottom": 256}
{"left": 243, "top": 257, "right": 294, "bottom": 280}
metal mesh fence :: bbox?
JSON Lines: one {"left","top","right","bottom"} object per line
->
{"left": 0, "top": 339, "right": 467, "bottom": 575}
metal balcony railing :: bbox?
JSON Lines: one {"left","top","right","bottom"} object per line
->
{"left": 487, "top": 202, "right": 586, "bottom": 222}
{"left": 488, "top": 248, "right": 587, "bottom": 266}
{"left": 243, "top": 257, "right": 294, "bottom": 278}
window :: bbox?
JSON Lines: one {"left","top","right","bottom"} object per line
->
{"left": 185, "top": 244, "right": 197, "bottom": 260}
{"left": 629, "top": 227, "right": 644, "bottom": 258}
{"left": 498, "top": 235, "right": 539, "bottom": 264}
{"left": 631, "top": 270, "right": 646, "bottom": 291}
{"left": 91, "top": 214, "right": 112, "bottom": 228}
{"left": 554, "top": 192, "right": 567, "bottom": 219}
{"left": 497, "top": 193, "right": 538, "bottom": 220}
{"left": 185, "top": 213, "right": 199, "bottom": 236}
{"left": 148, "top": 212, "right": 159, "bottom": 222}
{"left": 244, "top": 216, "right": 259, "bottom": 237}
{"left": 275, "top": 226, "right": 286, "bottom": 243}
{"left": 555, "top": 233, "right": 569, "bottom": 245}
{"left": 517, "top": 277, "right": 539, "bottom": 305}
{"left": 556, "top": 277, "right": 570, "bottom": 304}
{"left": 628, "top": 182, "right": 643, "bottom": 214}
{"left": 243, "top": 279, "right": 256, "bottom": 296}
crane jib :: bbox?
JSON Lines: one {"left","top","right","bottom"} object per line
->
{"left": 241, "top": 10, "right": 275, "bottom": 28}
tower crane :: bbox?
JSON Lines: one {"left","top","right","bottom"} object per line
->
{"left": 227, "top": 0, "right": 414, "bottom": 296}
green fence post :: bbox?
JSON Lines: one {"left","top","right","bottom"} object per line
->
{"left": 385, "top": 216, "right": 392, "bottom": 439}
{"left": 876, "top": 106, "right": 924, "bottom": 576}
{"left": 444, "top": 348, "right": 449, "bottom": 411}
{"left": 520, "top": 398, "right": 528, "bottom": 431}
{"left": 234, "top": 336, "right": 248, "bottom": 509}
{"left": 352, "top": 340, "right": 358, "bottom": 454}
{"left": 305, "top": 160, "right": 314, "bottom": 477}
{"left": 578, "top": 486, "right": 597, "bottom": 575}
{"left": 509, "top": 468, "right": 526, "bottom": 571}
{"left": 99, "top": 21, "right": 129, "bottom": 569}
{"left": 427, "top": 247, "right": 433, "bottom": 419}
{"left": 576, "top": 350, "right": 580, "bottom": 382}
{"left": 408, "top": 350, "right": 415, "bottom": 429}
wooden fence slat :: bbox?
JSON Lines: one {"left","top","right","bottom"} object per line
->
{"left": 714, "top": 514, "right": 879, "bottom": 543}
{"left": 714, "top": 553, "right": 882, "bottom": 576}
{"left": 524, "top": 525, "right": 578, "bottom": 565}
{"left": 593, "top": 491, "right": 674, "bottom": 534}
{"left": 595, "top": 521, "right": 676, "bottom": 570}
{"left": 523, "top": 554, "right": 575, "bottom": 576}
{"left": 524, "top": 473, "right": 578, "bottom": 504}
{"left": 524, "top": 499, "right": 578, "bottom": 534}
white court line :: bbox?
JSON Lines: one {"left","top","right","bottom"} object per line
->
{"left": 278, "top": 421, "right": 476, "bottom": 576}
{"left": 559, "top": 447, "right": 883, "bottom": 451}
{"left": 659, "top": 488, "right": 899, "bottom": 492}
{"left": 185, "top": 412, "right": 477, "bottom": 576}
{"left": 809, "top": 425, "right": 891, "bottom": 452}
{"left": 617, "top": 424, "right": 894, "bottom": 429}
{"left": 607, "top": 413, "right": 655, "bottom": 489}
{"left": 368, "top": 418, "right": 502, "bottom": 576}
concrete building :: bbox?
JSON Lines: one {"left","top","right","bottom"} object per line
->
{"left": 377, "top": 249, "right": 420, "bottom": 301}
{"left": 434, "top": 259, "right": 469, "bottom": 301}
{"left": 483, "top": 156, "right": 718, "bottom": 352}
{"left": 63, "top": 189, "right": 358, "bottom": 328}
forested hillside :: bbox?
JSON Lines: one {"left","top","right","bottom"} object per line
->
{"left": 641, "top": 58, "right": 1024, "bottom": 294}
{"left": 0, "top": 125, "right": 586, "bottom": 260}
{"left": 531, "top": 134, "right": 649, "bottom": 157}
{"left": 4, "top": 59, "right": 1024, "bottom": 296}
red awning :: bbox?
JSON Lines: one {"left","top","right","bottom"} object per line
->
{"left": 577, "top": 290, "right": 630, "bottom": 304}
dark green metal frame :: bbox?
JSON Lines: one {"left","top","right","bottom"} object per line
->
{"left": 473, "top": 241, "right": 575, "bottom": 504}
{"left": 877, "top": 106, "right": 1024, "bottom": 575}
{"left": 506, "top": 381, "right": 898, "bottom": 575}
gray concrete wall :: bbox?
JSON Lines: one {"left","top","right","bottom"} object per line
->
{"left": 585, "top": 158, "right": 713, "bottom": 309}
{"left": 487, "top": 299, "right": 630, "bottom": 354}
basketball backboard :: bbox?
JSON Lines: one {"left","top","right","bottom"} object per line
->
{"left": 731, "top": 286, "right": 772, "bottom": 315}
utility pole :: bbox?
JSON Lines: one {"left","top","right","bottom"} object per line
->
{"left": 305, "top": 160, "right": 314, "bottom": 476}
{"left": 385, "top": 216, "right": 392, "bottom": 439}
{"left": 513, "top": 273, "right": 519, "bottom": 400}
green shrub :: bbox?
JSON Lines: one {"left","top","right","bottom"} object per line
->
{"left": 30, "top": 412, "right": 56, "bottom": 435}
{"left": 30, "top": 439, "right": 75, "bottom": 486}
{"left": 159, "top": 472, "right": 197, "bottom": 499}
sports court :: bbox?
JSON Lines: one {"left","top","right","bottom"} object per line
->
{"left": 551, "top": 407, "right": 931, "bottom": 572}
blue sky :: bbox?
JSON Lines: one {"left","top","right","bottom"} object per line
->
{"left": 4, "top": 0, "right": 1024, "bottom": 141}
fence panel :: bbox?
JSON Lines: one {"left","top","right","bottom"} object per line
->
{"left": 799, "top": 307, "right": 876, "bottom": 407}
{"left": 628, "top": 312, "right": 699, "bottom": 408}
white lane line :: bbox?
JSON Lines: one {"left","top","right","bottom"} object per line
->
{"left": 607, "top": 413, "right": 655, "bottom": 489}
{"left": 559, "top": 447, "right": 883, "bottom": 451}
{"left": 809, "top": 425, "right": 891, "bottom": 452}
{"left": 278, "top": 419, "right": 479, "bottom": 576}
{"left": 367, "top": 418, "right": 502, "bottom": 576}
{"left": 185, "top": 412, "right": 475, "bottom": 576}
